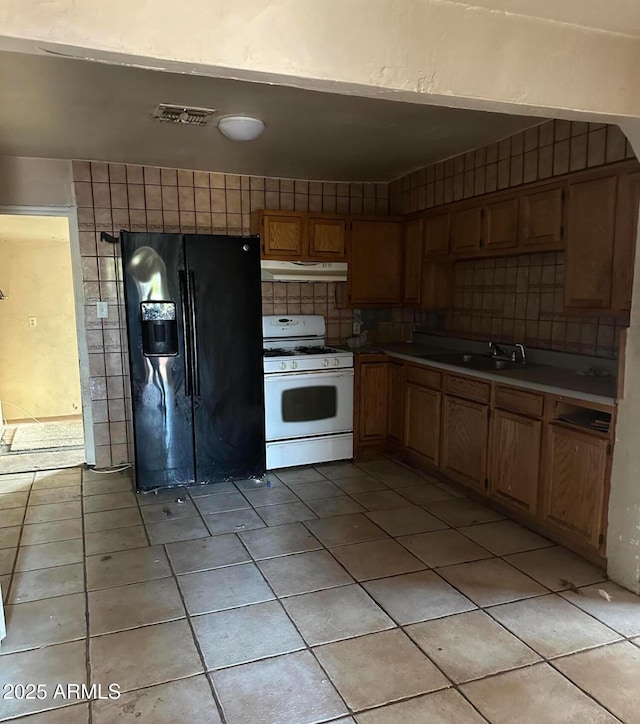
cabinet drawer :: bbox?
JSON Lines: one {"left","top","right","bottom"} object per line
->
{"left": 495, "top": 386, "right": 544, "bottom": 418}
{"left": 406, "top": 364, "right": 442, "bottom": 390}
{"left": 445, "top": 374, "right": 490, "bottom": 403}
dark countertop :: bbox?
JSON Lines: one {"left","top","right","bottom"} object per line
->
{"left": 346, "top": 342, "right": 617, "bottom": 405}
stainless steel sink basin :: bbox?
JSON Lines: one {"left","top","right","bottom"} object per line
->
{"left": 417, "top": 352, "right": 542, "bottom": 372}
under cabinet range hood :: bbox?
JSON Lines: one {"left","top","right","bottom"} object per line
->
{"left": 260, "top": 260, "right": 348, "bottom": 282}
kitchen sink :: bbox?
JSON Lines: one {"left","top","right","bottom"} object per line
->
{"left": 417, "top": 352, "right": 543, "bottom": 372}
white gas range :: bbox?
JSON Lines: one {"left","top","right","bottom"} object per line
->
{"left": 262, "top": 315, "right": 354, "bottom": 469}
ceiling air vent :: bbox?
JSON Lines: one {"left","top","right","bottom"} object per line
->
{"left": 153, "top": 104, "right": 217, "bottom": 127}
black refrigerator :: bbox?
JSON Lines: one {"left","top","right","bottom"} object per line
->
{"left": 120, "top": 232, "right": 265, "bottom": 491}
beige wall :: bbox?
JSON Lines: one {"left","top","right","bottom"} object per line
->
{"left": 0, "top": 157, "right": 73, "bottom": 207}
{"left": 0, "top": 215, "right": 82, "bottom": 420}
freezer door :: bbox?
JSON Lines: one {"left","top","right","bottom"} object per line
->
{"left": 121, "top": 232, "right": 195, "bottom": 489}
{"left": 185, "top": 234, "right": 266, "bottom": 483}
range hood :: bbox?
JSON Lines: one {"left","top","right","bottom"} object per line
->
{"left": 260, "top": 260, "right": 348, "bottom": 282}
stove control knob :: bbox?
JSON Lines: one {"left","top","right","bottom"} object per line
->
{"left": 333, "top": 358, "right": 340, "bottom": 366}
{"left": 291, "top": 361, "right": 298, "bottom": 370}
{"left": 323, "top": 359, "right": 329, "bottom": 368}
{"left": 279, "top": 362, "right": 286, "bottom": 371}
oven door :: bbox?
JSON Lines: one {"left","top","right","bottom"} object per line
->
{"left": 264, "top": 369, "right": 354, "bottom": 441}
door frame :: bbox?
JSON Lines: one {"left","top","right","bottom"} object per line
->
{"left": 0, "top": 204, "right": 95, "bottom": 465}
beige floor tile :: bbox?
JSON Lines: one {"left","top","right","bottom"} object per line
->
{"left": 86, "top": 545, "right": 170, "bottom": 590}
{"left": 92, "top": 675, "right": 221, "bottom": 724}
{"left": 146, "top": 516, "right": 210, "bottom": 544}
{"left": 141, "top": 499, "right": 199, "bottom": 523}
{"left": 89, "top": 577, "right": 185, "bottom": 635}
{"left": 36, "top": 468, "right": 81, "bottom": 483}
{"left": 560, "top": 581, "right": 640, "bottom": 637}
{"left": 178, "top": 562, "right": 274, "bottom": 614}
{"left": 242, "top": 486, "right": 300, "bottom": 507}
{"left": 332, "top": 474, "right": 389, "bottom": 494}
{"left": 461, "top": 662, "right": 617, "bottom": 724}
{"left": 305, "top": 513, "right": 387, "bottom": 547}
{"left": 355, "top": 689, "right": 486, "bottom": 724}
{"left": 193, "top": 599, "right": 304, "bottom": 669}
{"left": 82, "top": 491, "right": 137, "bottom": 513}
{"left": 350, "top": 490, "right": 412, "bottom": 511}
{"left": 365, "top": 505, "right": 448, "bottom": 536}
{"left": 398, "top": 528, "right": 493, "bottom": 567}
{"left": 256, "top": 501, "right": 317, "bottom": 526}
{"left": 82, "top": 476, "right": 132, "bottom": 496}
{"left": 234, "top": 475, "right": 284, "bottom": 491}
{"left": 316, "top": 461, "right": 362, "bottom": 480}
{"left": 1, "top": 641, "right": 87, "bottom": 719}
{"left": 15, "top": 539, "right": 83, "bottom": 572}
{"left": 306, "top": 496, "right": 367, "bottom": 518}
{"left": 212, "top": 650, "right": 347, "bottom": 724}
{"left": 315, "top": 629, "right": 448, "bottom": 711}
{"left": 239, "top": 522, "right": 321, "bottom": 560}
{"left": 0, "top": 491, "right": 29, "bottom": 509}
{"left": 331, "top": 538, "right": 425, "bottom": 581}
{"left": 0, "top": 593, "right": 86, "bottom": 655}
{"left": 9, "top": 563, "right": 85, "bottom": 603}
{"left": 84, "top": 507, "right": 142, "bottom": 532}
{"left": 84, "top": 525, "right": 149, "bottom": 556}
{"left": 137, "top": 488, "right": 190, "bottom": 506}
{"left": 0, "top": 506, "right": 25, "bottom": 528}
{"left": 370, "top": 469, "right": 428, "bottom": 490}
{"left": 1, "top": 573, "right": 9, "bottom": 602}
{"left": 363, "top": 570, "right": 476, "bottom": 624}
{"left": 166, "top": 533, "right": 249, "bottom": 573}
{"left": 16, "top": 703, "right": 89, "bottom": 723}
{"left": 554, "top": 641, "right": 640, "bottom": 724}
{"left": 258, "top": 549, "right": 353, "bottom": 596}
{"left": 289, "top": 480, "right": 343, "bottom": 501}
{"left": 490, "top": 593, "right": 621, "bottom": 658}
{"left": 187, "top": 481, "right": 239, "bottom": 496}
{"left": 0, "top": 525, "right": 21, "bottom": 549}
{"left": 193, "top": 492, "right": 251, "bottom": 514}
{"left": 204, "top": 509, "right": 266, "bottom": 535}
{"left": 505, "top": 546, "right": 607, "bottom": 592}
{"left": 0, "top": 546, "right": 16, "bottom": 575}
{"left": 438, "top": 558, "right": 547, "bottom": 607}
{"left": 282, "top": 584, "right": 395, "bottom": 645}
{"left": 90, "top": 619, "right": 203, "bottom": 693}
{"left": 407, "top": 609, "right": 541, "bottom": 683}
{"left": 275, "top": 466, "right": 328, "bottom": 484}
{"left": 397, "top": 483, "right": 458, "bottom": 506}
{"left": 355, "top": 459, "right": 409, "bottom": 479}
{"left": 425, "top": 498, "right": 505, "bottom": 527}
{"left": 21, "top": 519, "right": 82, "bottom": 546}
{"left": 28, "top": 487, "right": 81, "bottom": 506}
{"left": 459, "top": 519, "right": 553, "bottom": 555}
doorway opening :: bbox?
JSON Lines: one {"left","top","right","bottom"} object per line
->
{"left": 0, "top": 213, "right": 85, "bottom": 473}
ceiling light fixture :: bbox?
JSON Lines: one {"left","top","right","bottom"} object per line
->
{"left": 217, "top": 115, "right": 265, "bottom": 142}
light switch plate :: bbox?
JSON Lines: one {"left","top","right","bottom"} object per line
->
{"left": 96, "top": 302, "right": 109, "bottom": 319}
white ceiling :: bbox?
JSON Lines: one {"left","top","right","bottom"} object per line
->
{"left": 0, "top": 51, "right": 541, "bottom": 182}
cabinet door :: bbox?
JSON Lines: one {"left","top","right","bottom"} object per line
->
{"left": 358, "top": 362, "right": 389, "bottom": 441}
{"left": 424, "top": 211, "right": 450, "bottom": 256}
{"left": 404, "top": 383, "right": 441, "bottom": 465}
{"left": 262, "top": 213, "right": 305, "bottom": 258}
{"left": 489, "top": 409, "right": 541, "bottom": 513}
{"left": 611, "top": 172, "right": 640, "bottom": 311}
{"left": 483, "top": 197, "right": 519, "bottom": 251}
{"left": 564, "top": 176, "right": 617, "bottom": 310}
{"left": 309, "top": 216, "right": 346, "bottom": 259}
{"left": 450, "top": 205, "right": 482, "bottom": 254}
{"left": 442, "top": 395, "right": 488, "bottom": 489}
{"left": 403, "top": 218, "right": 423, "bottom": 305}
{"left": 544, "top": 424, "right": 609, "bottom": 547}
{"left": 520, "top": 184, "right": 564, "bottom": 250}
{"left": 388, "top": 362, "right": 405, "bottom": 442}
{"left": 348, "top": 220, "right": 403, "bottom": 305}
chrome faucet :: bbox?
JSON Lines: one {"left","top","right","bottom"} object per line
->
{"left": 512, "top": 343, "right": 527, "bottom": 365}
{"left": 488, "top": 340, "right": 507, "bottom": 359}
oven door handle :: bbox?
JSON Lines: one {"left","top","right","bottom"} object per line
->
{"left": 264, "top": 369, "right": 354, "bottom": 382}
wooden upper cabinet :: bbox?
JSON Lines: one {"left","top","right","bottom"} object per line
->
{"left": 441, "top": 394, "right": 488, "bottom": 489}
{"left": 450, "top": 205, "right": 482, "bottom": 254}
{"left": 348, "top": 219, "right": 403, "bottom": 306}
{"left": 564, "top": 176, "right": 618, "bottom": 311}
{"left": 403, "top": 218, "right": 423, "bottom": 305}
{"left": 544, "top": 423, "right": 609, "bottom": 548}
{"left": 483, "top": 197, "right": 519, "bottom": 251}
{"left": 423, "top": 211, "right": 450, "bottom": 257}
{"left": 520, "top": 183, "right": 565, "bottom": 250}
{"left": 308, "top": 216, "right": 346, "bottom": 260}
{"left": 258, "top": 212, "right": 305, "bottom": 258}
{"left": 611, "top": 172, "right": 640, "bottom": 311}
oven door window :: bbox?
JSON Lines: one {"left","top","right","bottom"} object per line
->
{"left": 282, "top": 385, "right": 337, "bottom": 422}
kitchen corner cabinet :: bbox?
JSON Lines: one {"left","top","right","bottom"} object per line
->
{"left": 423, "top": 211, "right": 450, "bottom": 257}
{"left": 387, "top": 361, "right": 405, "bottom": 444}
{"left": 402, "top": 218, "right": 424, "bottom": 305}
{"left": 404, "top": 383, "right": 441, "bottom": 466}
{"left": 611, "top": 171, "right": 640, "bottom": 311}
{"left": 348, "top": 218, "right": 403, "bottom": 306}
{"left": 354, "top": 356, "right": 389, "bottom": 451}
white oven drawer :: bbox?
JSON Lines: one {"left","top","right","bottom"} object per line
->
{"left": 264, "top": 369, "right": 354, "bottom": 442}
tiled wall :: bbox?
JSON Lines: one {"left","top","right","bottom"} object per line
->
{"left": 72, "top": 160, "right": 387, "bottom": 467}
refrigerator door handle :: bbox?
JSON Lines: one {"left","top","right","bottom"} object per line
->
{"left": 178, "top": 270, "right": 193, "bottom": 397}
{"left": 188, "top": 270, "right": 200, "bottom": 396}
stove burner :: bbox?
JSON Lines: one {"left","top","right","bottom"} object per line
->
{"left": 263, "top": 348, "right": 294, "bottom": 358}
{"left": 296, "top": 346, "right": 336, "bottom": 355}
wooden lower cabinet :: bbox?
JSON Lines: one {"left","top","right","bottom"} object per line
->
{"left": 489, "top": 409, "right": 541, "bottom": 513}
{"left": 387, "top": 362, "right": 405, "bottom": 443}
{"left": 355, "top": 358, "right": 389, "bottom": 451}
{"left": 441, "top": 395, "right": 488, "bottom": 489}
{"left": 543, "top": 423, "right": 610, "bottom": 548}
{"left": 404, "top": 383, "right": 440, "bottom": 465}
